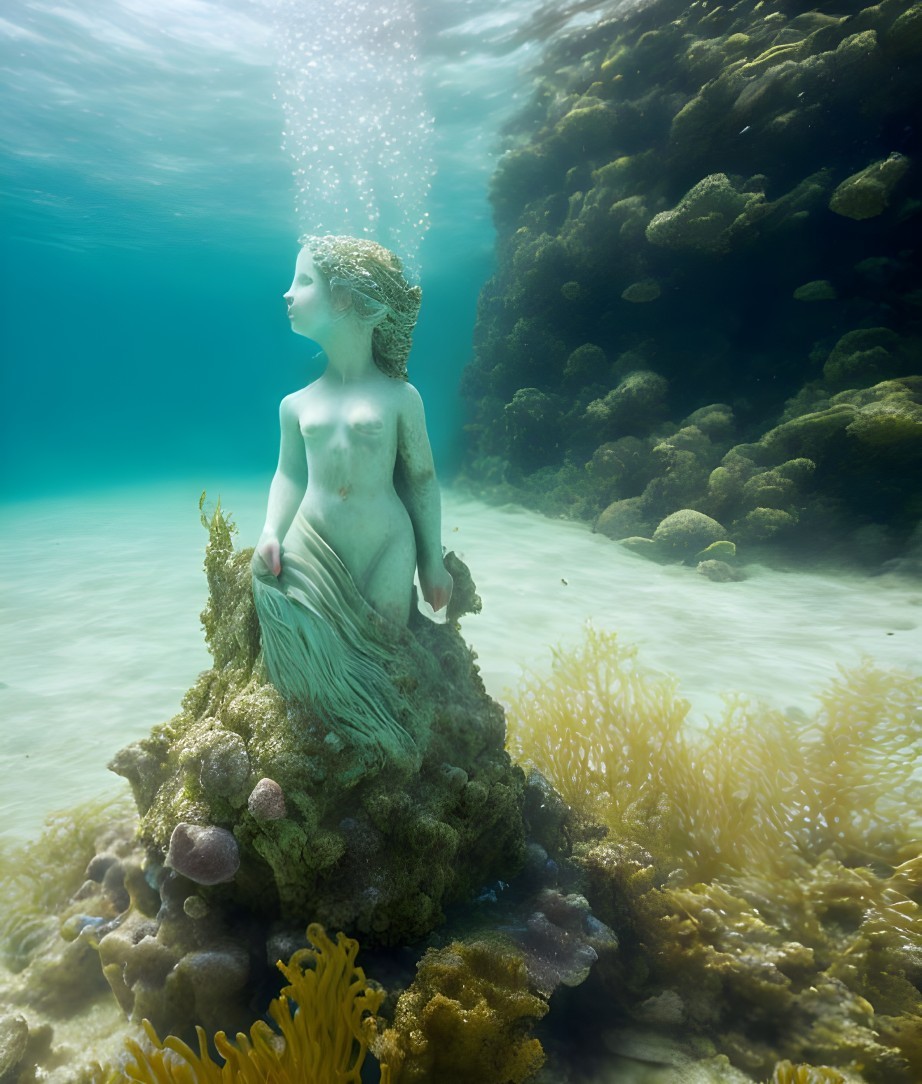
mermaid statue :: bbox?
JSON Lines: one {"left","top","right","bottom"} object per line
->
{"left": 251, "top": 235, "right": 453, "bottom": 768}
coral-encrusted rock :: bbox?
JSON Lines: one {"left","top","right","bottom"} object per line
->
{"left": 110, "top": 507, "right": 526, "bottom": 947}
{"left": 373, "top": 939, "right": 549, "bottom": 1083}
{"left": 829, "top": 152, "right": 909, "bottom": 220}
{"left": 458, "top": 0, "right": 922, "bottom": 566}
{"left": 0, "top": 1014, "right": 28, "bottom": 1077}
{"left": 645, "top": 173, "right": 764, "bottom": 253}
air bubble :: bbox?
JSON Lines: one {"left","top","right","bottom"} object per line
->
{"left": 269, "top": 0, "right": 434, "bottom": 275}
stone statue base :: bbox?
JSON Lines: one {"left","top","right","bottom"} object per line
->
{"left": 108, "top": 505, "right": 526, "bottom": 971}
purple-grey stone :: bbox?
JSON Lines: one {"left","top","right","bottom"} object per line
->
{"left": 248, "top": 777, "right": 287, "bottom": 821}
{"left": 166, "top": 823, "right": 239, "bottom": 885}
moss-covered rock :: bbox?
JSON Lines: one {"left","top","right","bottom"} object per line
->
{"left": 584, "top": 370, "right": 669, "bottom": 438}
{"left": 504, "top": 387, "right": 565, "bottom": 469}
{"left": 645, "top": 173, "right": 765, "bottom": 253}
{"left": 735, "top": 506, "right": 799, "bottom": 542}
{"left": 793, "top": 279, "right": 837, "bottom": 301}
{"left": 822, "top": 327, "right": 900, "bottom": 389}
{"left": 652, "top": 509, "right": 726, "bottom": 560}
{"left": 109, "top": 508, "right": 527, "bottom": 951}
{"left": 829, "top": 152, "right": 910, "bottom": 220}
{"left": 459, "top": 0, "right": 922, "bottom": 567}
{"left": 846, "top": 397, "right": 922, "bottom": 448}
{"left": 595, "top": 496, "right": 652, "bottom": 541}
{"left": 621, "top": 278, "right": 662, "bottom": 302}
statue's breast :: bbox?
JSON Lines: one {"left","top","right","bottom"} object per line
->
{"left": 348, "top": 407, "right": 385, "bottom": 438}
{"left": 299, "top": 401, "right": 388, "bottom": 446}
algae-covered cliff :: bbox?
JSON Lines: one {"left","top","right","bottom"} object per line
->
{"left": 461, "top": 0, "right": 922, "bottom": 568}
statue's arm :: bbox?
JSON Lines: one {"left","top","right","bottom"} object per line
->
{"left": 256, "top": 394, "right": 308, "bottom": 575}
{"left": 396, "top": 384, "right": 453, "bottom": 612}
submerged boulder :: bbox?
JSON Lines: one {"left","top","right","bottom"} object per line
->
{"left": 645, "top": 173, "right": 764, "bottom": 253}
{"left": 829, "top": 152, "right": 909, "bottom": 220}
{"left": 652, "top": 509, "right": 727, "bottom": 560}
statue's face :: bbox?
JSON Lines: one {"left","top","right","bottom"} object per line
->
{"left": 283, "top": 248, "right": 334, "bottom": 340}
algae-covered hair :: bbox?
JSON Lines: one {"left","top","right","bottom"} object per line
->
{"left": 300, "top": 234, "right": 422, "bottom": 380}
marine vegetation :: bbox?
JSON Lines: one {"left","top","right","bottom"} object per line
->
{"left": 770, "top": 1060, "right": 847, "bottom": 1083}
{"left": 107, "top": 501, "right": 525, "bottom": 969}
{"left": 461, "top": 0, "right": 922, "bottom": 568}
{"left": 507, "top": 625, "right": 922, "bottom": 1081}
{"left": 118, "top": 923, "right": 386, "bottom": 1083}
{"left": 0, "top": 793, "right": 134, "bottom": 976}
{"left": 506, "top": 624, "right": 922, "bottom": 881}
{"left": 0, "top": 795, "right": 141, "bottom": 1078}
{"left": 373, "top": 938, "right": 549, "bottom": 1084}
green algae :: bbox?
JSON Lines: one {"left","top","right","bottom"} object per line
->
{"left": 460, "top": 0, "right": 922, "bottom": 568}
{"left": 109, "top": 504, "right": 526, "bottom": 953}
{"left": 0, "top": 794, "right": 135, "bottom": 976}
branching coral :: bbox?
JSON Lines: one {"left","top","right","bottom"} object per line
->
{"left": 505, "top": 624, "right": 690, "bottom": 851}
{"left": 509, "top": 627, "right": 922, "bottom": 1080}
{"left": 119, "top": 923, "right": 385, "bottom": 1083}
{"left": 506, "top": 625, "right": 922, "bottom": 881}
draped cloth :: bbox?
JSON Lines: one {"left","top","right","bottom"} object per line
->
{"left": 251, "top": 511, "right": 417, "bottom": 767}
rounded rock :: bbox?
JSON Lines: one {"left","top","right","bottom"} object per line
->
{"left": 595, "top": 498, "right": 650, "bottom": 541}
{"left": 829, "top": 153, "right": 909, "bottom": 220}
{"left": 166, "top": 823, "right": 240, "bottom": 886}
{"left": 247, "top": 777, "right": 287, "bottom": 820}
{"left": 621, "top": 279, "right": 661, "bottom": 303}
{"left": 652, "top": 510, "right": 726, "bottom": 560}
{"left": 697, "top": 559, "right": 745, "bottom": 583}
{"left": 0, "top": 1013, "right": 29, "bottom": 1076}
{"left": 793, "top": 280, "right": 837, "bottom": 301}
{"left": 183, "top": 895, "right": 210, "bottom": 920}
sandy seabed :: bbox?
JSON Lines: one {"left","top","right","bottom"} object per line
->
{"left": 1, "top": 478, "right": 920, "bottom": 844}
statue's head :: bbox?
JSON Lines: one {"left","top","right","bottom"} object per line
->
{"left": 299, "top": 234, "right": 422, "bottom": 380}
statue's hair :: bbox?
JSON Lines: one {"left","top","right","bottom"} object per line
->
{"left": 300, "top": 234, "right": 422, "bottom": 380}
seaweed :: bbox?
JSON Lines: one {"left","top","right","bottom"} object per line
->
{"left": 118, "top": 923, "right": 386, "bottom": 1083}
{"left": 507, "top": 626, "right": 922, "bottom": 1080}
{"left": 506, "top": 625, "right": 922, "bottom": 881}
{"left": 0, "top": 793, "right": 135, "bottom": 974}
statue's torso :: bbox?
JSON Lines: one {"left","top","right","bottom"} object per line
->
{"left": 287, "top": 374, "right": 414, "bottom": 587}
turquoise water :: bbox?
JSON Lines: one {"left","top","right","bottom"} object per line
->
{"left": 1, "top": 0, "right": 536, "bottom": 497}
{"left": 3, "top": 0, "right": 922, "bottom": 1080}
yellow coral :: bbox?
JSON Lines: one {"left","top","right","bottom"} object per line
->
{"left": 506, "top": 625, "right": 922, "bottom": 881}
{"left": 119, "top": 924, "right": 385, "bottom": 1083}
{"left": 769, "top": 1060, "right": 847, "bottom": 1083}
{"left": 375, "top": 939, "right": 548, "bottom": 1084}
{"left": 505, "top": 624, "right": 690, "bottom": 840}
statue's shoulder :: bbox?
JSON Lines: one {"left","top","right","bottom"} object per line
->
{"left": 390, "top": 378, "right": 423, "bottom": 409}
{"left": 281, "top": 380, "right": 321, "bottom": 410}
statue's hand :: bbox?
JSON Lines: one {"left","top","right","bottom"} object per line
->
{"left": 256, "top": 535, "right": 282, "bottom": 576}
{"left": 420, "top": 564, "right": 453, "bottom": 614}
